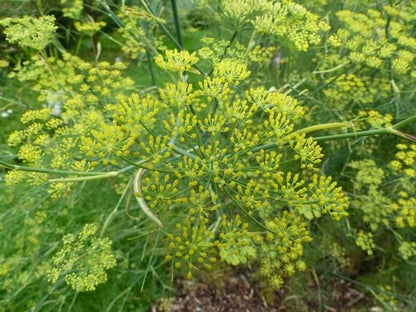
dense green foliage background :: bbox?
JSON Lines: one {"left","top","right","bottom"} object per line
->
{"left": 1, "top": 0, "right": 416, "bottom": 311}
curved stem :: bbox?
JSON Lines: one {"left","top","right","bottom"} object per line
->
{"left": 312, "top": 62, "right": 349, "bottom": 74}
{"left": 133, "top": 168, "right": 163, "bottom": 228}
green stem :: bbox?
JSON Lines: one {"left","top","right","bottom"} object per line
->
{"left": 47, "top": 160, "right": 149, "bottom": 183}
{"left": 0, "top": 95, "right": 25, "bottom": 107}
{"left": 172, "top": 144, "right": 197, "bottom": 159}
{"left": 100, "top": 177, "right": 133, "bottom": 237}
{"left": 170, "top": 0, "right": 183, "bottom": 47}
{"left": 309, "top": 63, "right": 356, "bottom": 95}
{"left": 249, "top": 122, "right": 351, "bottom": 152}
{"left": 141, "top": 0, "right": 182, "bottom": 49}
{"left": 222, "top": 29, "right": 238, "bottom": 58}
{"left": 145, "top": 48, "right": 157, "bottom": 86}
{"left": 98, "top": 0, "right": 124, "bottom": 27}
{"left": 224, "top": 187, "right": 277, "bottom": 235}
{"left": 0, "top": 160, "right": 105, "bottom": 176}
{"left": 251, "top": 113, "right": 416, "bottom": 152}
{"left": 140, "top": 0, "right": 206, "bottom": 76}
{"left": 292, "top": 122, "right": 350, "bottom": 136}
{"left": 140, "top": 229, "right": 161, "bottom": 291}
{"left": 312, "top": 62, "right": 349, "bottom": 74}
{"left": 48, "top": 172, "right": 119, "bottom": 183}
{"left": 312, "top": 127, "right": 405, "bottom": 142}
{"left": 392, "top": 113, "right": 416, "bottom": 130}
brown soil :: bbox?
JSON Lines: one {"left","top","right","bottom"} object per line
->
{"left": 153, "top": 272, "right": 368, "bottom": 312}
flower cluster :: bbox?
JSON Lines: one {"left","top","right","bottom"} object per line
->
{"left": 155, "top": 49, "right": 199, "bottom": 74}
{"left": 349, "top": 143, "right": 416, "bottom": 256}
{"left": 0, "top": 15, "right": 57, "bottom": 50}
{"left": 217, "top": 214, "right": 256, "bottom": 266}
{"left": 75, "top": 20, "right": 106, "bottom": 36}
{"left": 117, "top": 6, "right": 164, "bottom": 59}
{"left": 5, "top": 53, "right": 134, "bottom": 196}
{"left": 60, "top": 0, "right": 83, "bottom": 19}
{"left": 333, "top": 7, "right": 416, "bottom": 73}
{"left": 5, "top": 43, "right": 350, "bottom": 289}
{"left": 165, "top": 215, "right": 217, "bottom": 280}
{"left": 256, "top": 212, "right": 311, "bottom": 289}
{"left": 219, "top": 0, "right": 329, "bottom": 51}
{"left": 2, "top": 1, "right": 416, "bottom": 310}
{"left": 48, "top": 224, "right": 116, "bottom": 292}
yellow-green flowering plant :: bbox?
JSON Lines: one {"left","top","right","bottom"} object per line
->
{"left": 3, "top": 45, "right": 351, "bottom": 289}
{"left": 1, "top": 0, "right": 416, "bottom": 311}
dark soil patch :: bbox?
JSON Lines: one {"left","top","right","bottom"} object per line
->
{"left": 153, "top": 270, "right": 370, "bottom": 312}
{"left": 158, "top": 274, "right": 281, "bottom": 312}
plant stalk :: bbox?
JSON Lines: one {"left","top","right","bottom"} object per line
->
{"left": 170, "top": 0, "right": 183, "bottom": 47}
{"left": 0, "top": 160, "right": 105, "bottom": 176}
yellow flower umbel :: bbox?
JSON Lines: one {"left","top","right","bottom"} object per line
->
{"left": 48, "top": 224, "right": 116, "bottom": 292}
{"left": 155, "top": 49, "right": 199, "bottom": 74}
{"left": 150, "top": 48, "right": 349, "bottom": 286}
{"left": 6, "top": 44, "right": 349, "bottom": 293}
{"left": 349, "top": 143, "right": 416, "bottom": 258}
{"left": 0, "top": 15, "right": 57, "bottom": 50}
{"left": 218, "top": 0, "right": 329, "bottom": 51}
{"left": 60, "top": 0, "right": 83, "bottom": 19}
{"left": 117, "top": 5, "right": 164, "bottom": 59}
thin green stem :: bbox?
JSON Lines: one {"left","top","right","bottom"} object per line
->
{"left": 170, "top": 0, "right": 183, "bottom": 47}
{"left": 140, "top": 0, "right": 206, "bottom": 76}
{"left": 312, "top": 62, "right": 349, "bottom": 74}
{"left": 172, "top": 144, "right": 197, "bottom": 159}
{"left": 146, "top": 48, "right": 157, "bottom": 86}
{"left": 0, "top": 95, "right": 25, "bottom": 107}
{"left": 141, "top": 0, "right": 182, "bottom": 49}
{"left": 224, "top": 187, "right": 277, "bottom": 235}
{"left": 140, "top": 229, "right": 161, "bottom": 292}
{"left": 292, "top": 122, "right": 350, "bottom": 137}
{"left": 0, "top": 159, "right": 105, "bottom": 176}
{"left": 133, "top": 168, "right": 163, "bottom": 228}
{"left": 250, "top": 114, "right": 416, "bottom": 153}
{"left": 222, "top": 29, "right": 238, "bottom": 58}
{"left": 392, "top": 113, "right": 416, "bottom": 129}
{"left": 98, "top": 0, "right": 124, "bottom": 27}
{"left": 48, "top": 172, "right": 119, "bottom": 183}
{"left": 309, "top": 63, "right": 356, "bottom": 95}
{"left": 313, "top": 128, "right": 392, "bottom": 141}
{"left": 119, "top": 155, "right": 173, "bottom": 173}
{"left": 100, "top": 177, "right": 133, "bottom": 237}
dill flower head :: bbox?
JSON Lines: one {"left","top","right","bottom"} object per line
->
{"left": 75, "top": 20, "right": 106, "bottom": 36}
{"left": 6, "top": 44, "right": 349, "bottom": 291}
{"left": 155, "top": 49, "right": 199, "bottom": 74}
{"left": 60, "top": 0, "right": 83, "bottom": 19}
{"left": 117, "top": 6, "right": 164, "bottom": 59}
{"left": 48, "top": 224, "right": 116, "bottom": 292}
{"left": 0, "top": 15, "right": 57, "bottom": 50}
